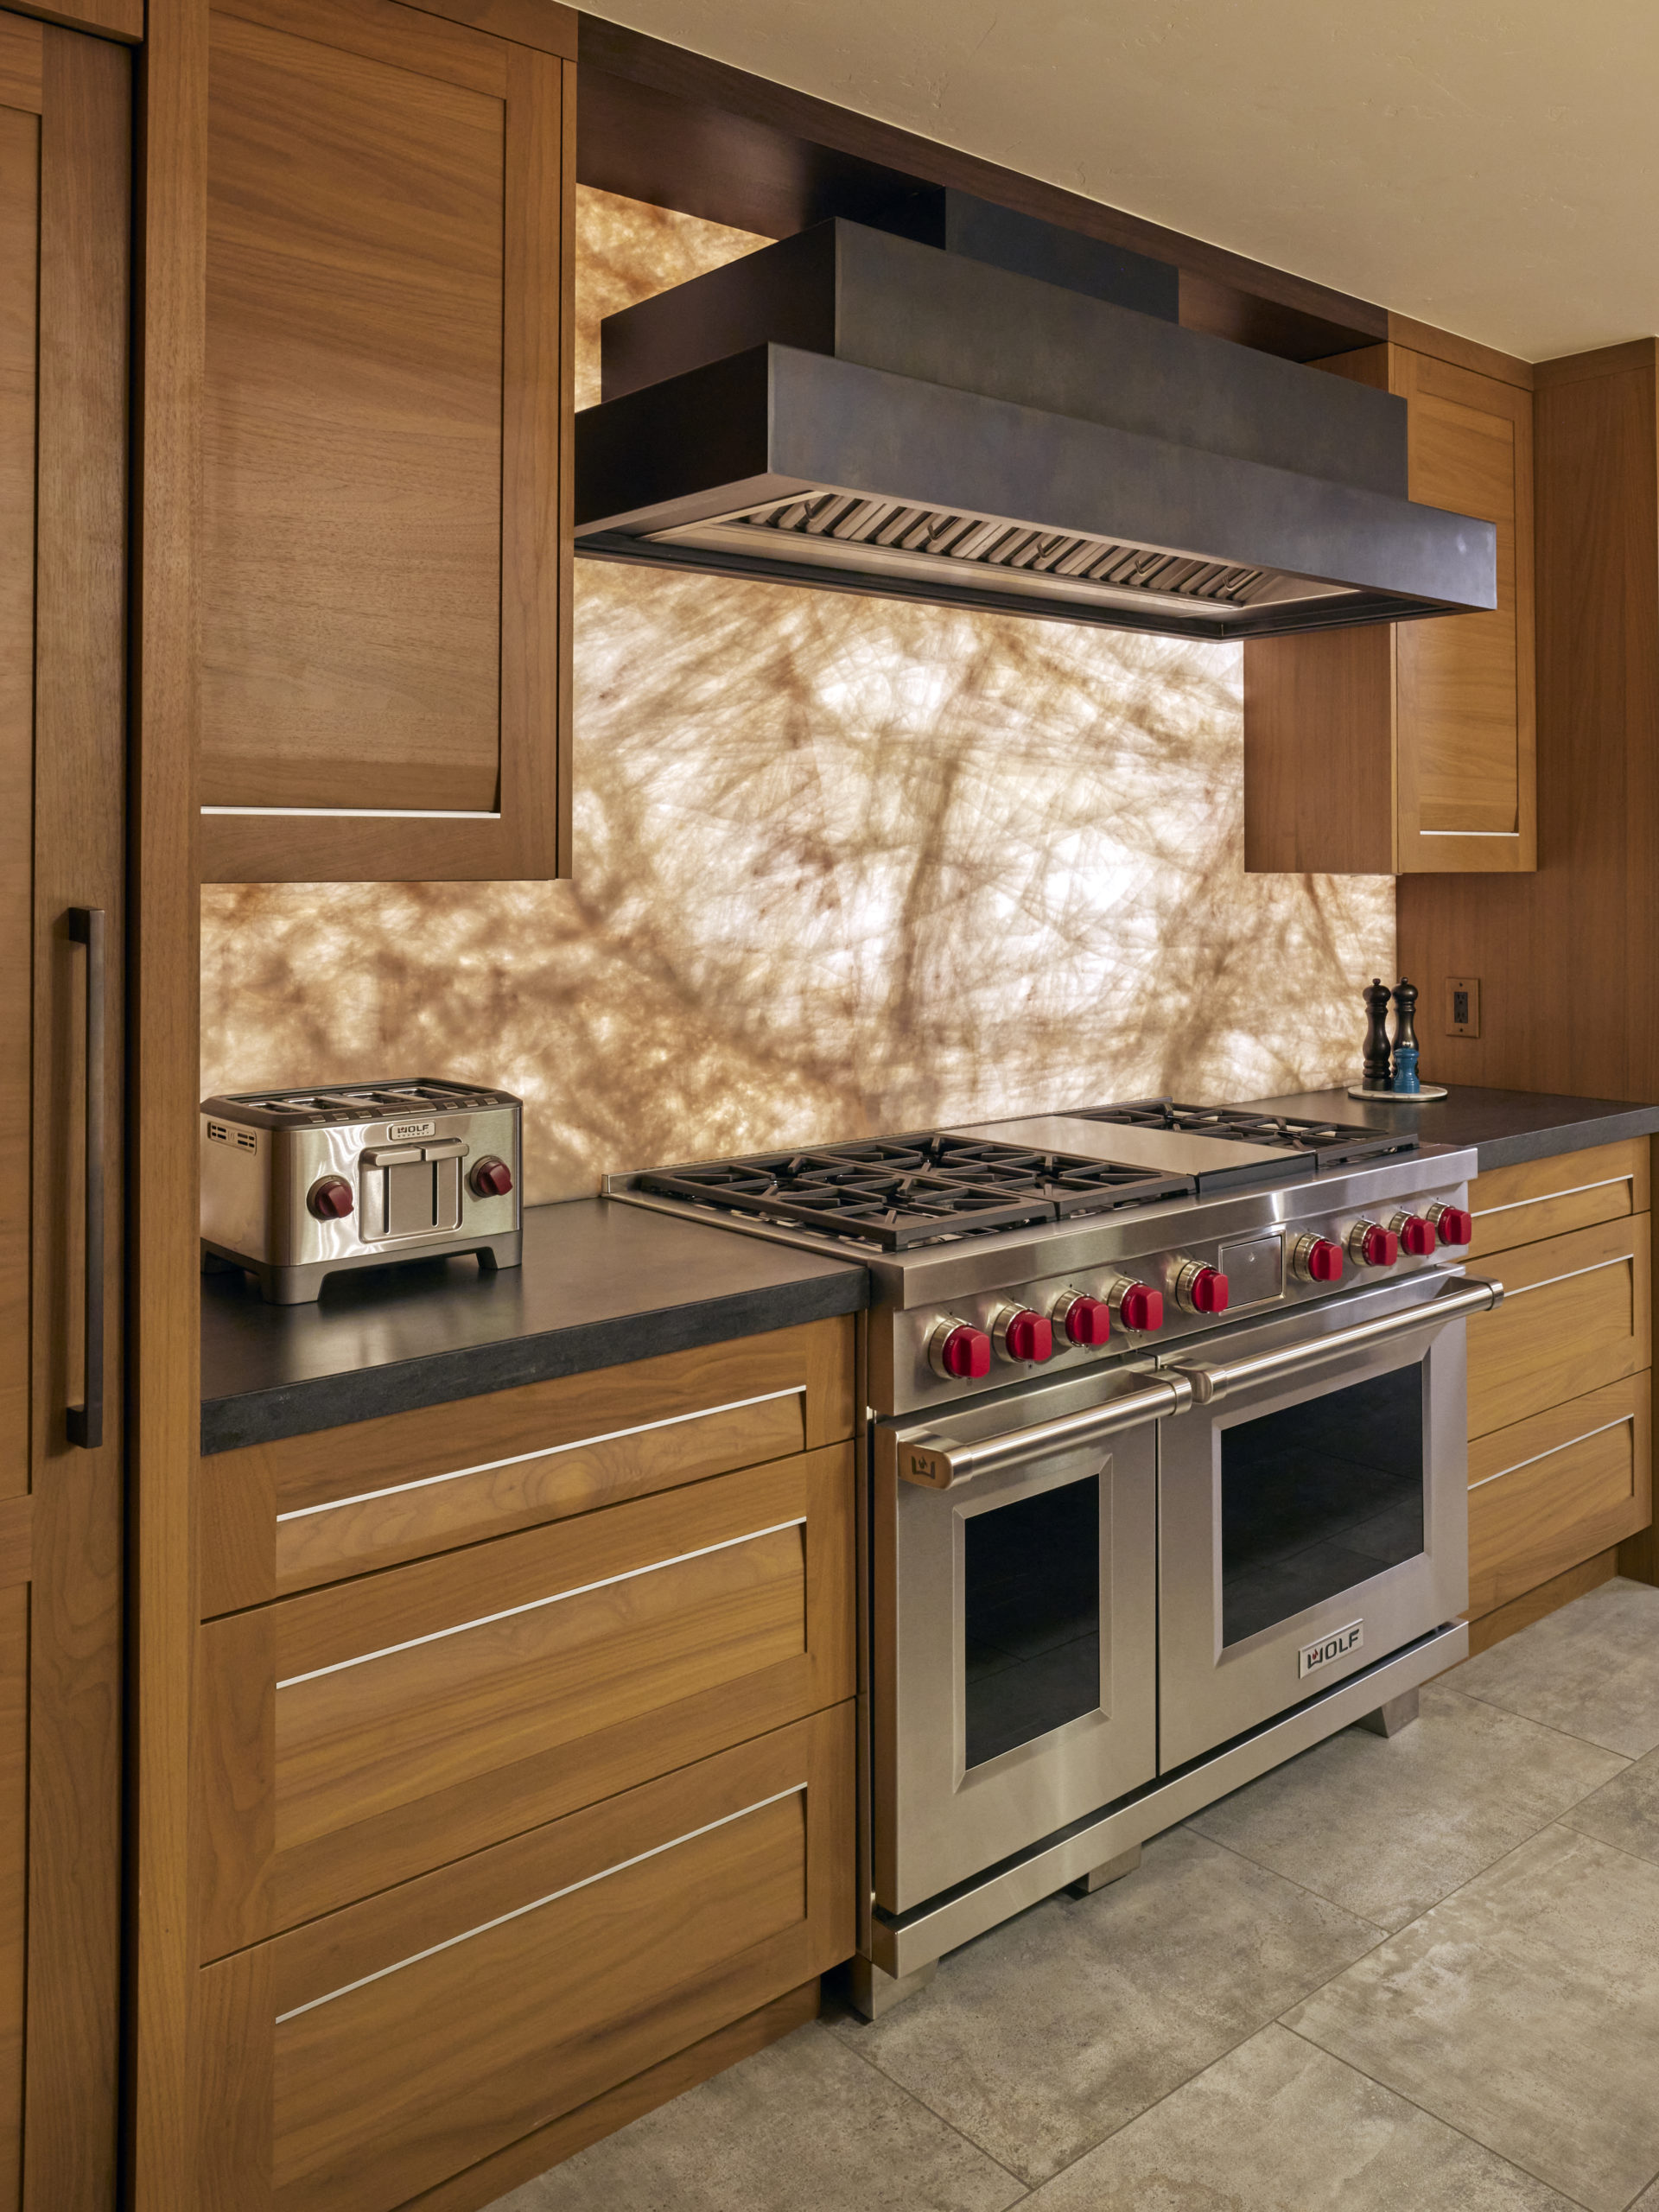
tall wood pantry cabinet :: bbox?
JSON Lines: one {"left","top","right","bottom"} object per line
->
{"left": 0, "top": 12, "right": 128, "bottom": 2206}
{"left": 1243, "top": 340, "right": 1536, "bottom": 875}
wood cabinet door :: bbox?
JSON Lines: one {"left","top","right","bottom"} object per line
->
{"left": 1394, "top": 348, "right": 1536, "bottom": 872}
{"left": 0, "top": 15, "right": 127, "bottom": 2206}
{"left": 199, "top": 0, "right": 575, "bottom": 882}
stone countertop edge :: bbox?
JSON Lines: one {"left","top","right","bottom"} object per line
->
{"left": 1234, "top": 1084, "right": 1659, "bottom": 1175}
{"left": 199, "top": 1196, "right": 869, "bottom": 1457}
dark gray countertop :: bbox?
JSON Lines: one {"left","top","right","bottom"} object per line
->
{"left": 1237, "top": 1084, "right": 1659, "bottom": 1173}
{"left": 200, "top": 1197, "right": 868, "bottom": 1455}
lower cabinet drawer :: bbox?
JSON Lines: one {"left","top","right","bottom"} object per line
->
{"left": 198, "top": 1444, "right": 854, "bottom": 1959}
{"left": 1467, "top": 1374, "right": 1652, "bottom": 1617}
{"left": 1465, "top": 1214, "right": 1650, "bottom": 1439}
{"left": 199, "top": 1703, "right": 855, "bottom": 2212}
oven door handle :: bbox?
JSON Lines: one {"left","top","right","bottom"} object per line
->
{"left": 1166, "top": 1275, "right": 1504, "bottom": 1406}
{"left": 893, "top": 1375, "right": 1195, "bottom": 1490}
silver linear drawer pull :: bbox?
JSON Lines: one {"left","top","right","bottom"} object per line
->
{"left": 1167, "top": 1277, "right": 1504, "bottom": 1406}
{"left": 896, "top": 1376, "right": 1194, "bottom": 1490}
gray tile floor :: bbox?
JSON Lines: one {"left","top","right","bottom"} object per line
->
{"left": 488, "top": 1578, "right": 1659, "bottom": 2212}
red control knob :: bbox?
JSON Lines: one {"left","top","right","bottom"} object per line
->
{"left": 469, "top": 1156, "right": 514, "bottom": 1198}
{"left": 928, "top": 1320, "right": 991, "bottom": 1381}
{"left": 1390, "top": 1211, "right": 1438, "bottom": 1257}
{"left": 994, "top": 1306, "right": 1053, "bottom": 1364}
{"left": 1054, "top": 1292, "right": 1111, "bottom": 1348}
{"left": 1294, "top": 1235, "right": 1344, "bottom": 1284}
{"left": 1427, "top": 1202, "right": 1473, "bottom": 1247}
{"left": 1176, "top": 1262, "right": 1230, "bottom": 1316}
{"left": 308, "top": 1174, "right": 354, "bottom": 1221}
{"left": 1348, "top": 1219, "right": 1400, "bottom": 1268}
{"left": 1109, "top": 1281, "right": 1164, "bottom": 1333}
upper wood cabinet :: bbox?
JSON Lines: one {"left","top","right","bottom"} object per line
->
{"left": 1243, "top": 342, "right": 1535, "bottom": 875}
{"left": 198, "top": 0, "right": 574, "bottom": 884}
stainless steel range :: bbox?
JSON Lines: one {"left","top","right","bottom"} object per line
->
{"left": 607, "top": 1099, "right": 1503, "bottom": 2015}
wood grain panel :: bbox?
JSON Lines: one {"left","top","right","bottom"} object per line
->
{"left": 399, "top": 1982, "right": 818, "bottom": 2212}
{"left": 0, "top": 1498, "right": 26, "bottom": 1593}
{"left": 1465, "top": 1546, "right": 1621, "bottom": 1656}
{"left": 198, "top": 1706, "right": 854, "bottom": 2212}
{"left": 1242, "top": 626, "right": 1394, "bottom": 874}
{"left": 0, "top": 16, "right": 40, "bottom": 110}
{"left": 398, "top": 0, "right": 575, "bottom": 57}
{"left": 1468, "top": 1138, "right": 1649, "bottom": 1260}
{"left": 198, "top": 1444, "right": 855, "bottom": 1955}
{"left": 1466, "top": 1215, "right": 1650, "bottom": 1439}
{"left": 200, "top": 1314, "right": 855, "bottom": 1613}
{"left": 214, "top": 0, "right": 507, "bottom": 92}
{"left": 1467, "top": 1374, "right": 1651, "bottom": 1617}
{"left": 202, "top": 10, "right": 505, "bottom": 813}
{"left": 0, "top": 100, "right": 35, "bottom": 1510}
{"left": 0, "top": 1587, "right": 24, "bottom": 2211}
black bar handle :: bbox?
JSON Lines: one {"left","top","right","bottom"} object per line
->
{"left": 67, "top": 906, "right": 105, "bottom": 1451}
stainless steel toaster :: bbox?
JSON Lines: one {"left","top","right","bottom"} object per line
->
{"left": 200, "top": 1078, "right": 523, "bottom": 1303}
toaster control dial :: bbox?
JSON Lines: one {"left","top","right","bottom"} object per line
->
{"left": 308, "top": 1174, "right": 354, "bottom": 1221}
{"left": 1174, "top": 1262, "right": 1230, "bottom": 1316}
{"left": 469, "top": 1156, "right": 514, "bottom": 1198}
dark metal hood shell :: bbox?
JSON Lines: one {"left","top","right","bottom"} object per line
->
{"left": 575, "top": 221, "right": 1497, "bottom": 642}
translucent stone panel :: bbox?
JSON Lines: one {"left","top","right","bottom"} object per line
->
{"left": 200, "top": 188, "right": 1394, "bottom": 1204}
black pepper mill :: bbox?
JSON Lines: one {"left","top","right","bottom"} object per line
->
{"left": 1362, "top": 978, "right": 1393, "bottom": 1090}
{"left": 1390, "top": 978, "right": 1421, "bottom": 1094}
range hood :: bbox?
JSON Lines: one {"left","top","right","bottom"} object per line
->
{"left": 574, "top": 215, "right": 1497, "bottom": 641}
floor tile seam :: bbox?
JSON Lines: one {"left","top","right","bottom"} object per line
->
{"left": 1446, "top": 1682, "right": 1649, "bottom": 1763}
{"left": 1179, "top": 1821, "right": 1395, "bottom": 1940}
{"left": 1275, "top": 2018, "right": 1603, "bottom": 2212}
{"left": 1539, "top": 1815, "right": 1659, "bottom": 1881}
{"left": 818, "top": 2027, "right": 1035, "bottom": 2196}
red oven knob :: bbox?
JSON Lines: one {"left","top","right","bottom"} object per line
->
{"left": 1293, "top": 1235, "right": 1344, "bottom": 1284}
{"left": 1427, "top": 1202, "right": 1473, "bottom": 1247}
{"left": 993, "top": 1306, "right": 1053, "bottom": 1364}
{"left": 1052, "top": 1291, "right": 1111, "bottom": 1348}
{"left": 928, "top": 1319, "right": 991, "bottom": 1381}
{"left": 1175, "top": 1262, "right": 1230, "bottom": 1316}
{"left": 1109, "top": 1280, "right": 1164, "bottom": 1332}
{"left": 308, "top": 1174, "right": 354, "bottom": 1220}
{"left": 469, "top": 1156, "right": 514, "bottom": 1198}
{"left": 1390, "top": 1211, "right": 1438, "bottom": 1256}
{"left": 1347, "top": 1218, "right": 1399, "bottom": 1268}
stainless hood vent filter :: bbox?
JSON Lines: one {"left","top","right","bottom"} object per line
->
{"left": 652, "top": 491, "right": 1351, "bottom": 623}
{"left": 575, "top": 219, "right": 1497, "bottom": 642}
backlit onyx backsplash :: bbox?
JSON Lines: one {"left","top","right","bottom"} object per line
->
{"left": 200, "top": 188, "right": 1394, "bottom": 1205}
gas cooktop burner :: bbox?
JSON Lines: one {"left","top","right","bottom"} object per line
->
{"left": 636, "top": 1134, "right": 1193, "bottom": 1251}
{"left": 1069, "top": 1097, "right": 1418, "bottom": 1171}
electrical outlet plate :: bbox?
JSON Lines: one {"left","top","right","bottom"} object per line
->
{"left": 1445, "top": 976, "right": 1481, "bottom": 1038}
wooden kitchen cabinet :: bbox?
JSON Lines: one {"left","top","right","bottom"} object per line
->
{"left": 198, "top": 0, "right": 574, "bottom": 884}
{"left": 1461, "top": 1141, "right": 1654, "bottom": 1649}
{"left": 191, "top": 1314, "right": 860, "bottom": 2206}
{"left": 1243, "top": 341, "right": 1535, "bottom": 875}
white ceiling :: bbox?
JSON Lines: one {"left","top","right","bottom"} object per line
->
{"left": 584, "top": 0, "right": 1659, "bottom": 362}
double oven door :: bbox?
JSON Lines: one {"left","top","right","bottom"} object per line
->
{"left": 874, "top": 1268, "right": 1482, "bottom": 1918}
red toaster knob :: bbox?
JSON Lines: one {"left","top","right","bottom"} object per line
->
{"left": 469, "top": 1156, "right": 514, "bottom": 1198}
{"left": 1427, "top": 1202, "right": 1473, "bottom": 1247}
{"left": 1347, "top": 1219, "right": 1399, "bottom": 1268}
{"left": 1053, "top": 1291, "right": 1111, "bottom": 1348}
{"left": 1175, "top": 1262, "right": 1230, "bottom": 1316}
{"left": 1390, "top": 1211, "right": 1438, "bottom": 1257}
{"left": 308, "top": 1174, "right": 354, "bottom": 1220}
{"left": 994, "top": 1306, "right": 1053, "bottom": 1364}
{"left": 928, "top": 1319, "right": 991, "bottom": 1381}
{"left": 1293, "top": 1235, "right": 1344, "bottom": 1284}
{"left": 1109, "top": 1281, "right": 1164, "bottom": 1332}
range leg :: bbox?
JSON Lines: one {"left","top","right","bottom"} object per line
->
{"left": 1067, "top": 1842, "right": 1142, "bottom": 1896}
{"left": 1357, "top": 1687, "right": 1421, "bottom": 1738}
{"left": 840, "top": 1956, "right": 938, "bottom": 2022}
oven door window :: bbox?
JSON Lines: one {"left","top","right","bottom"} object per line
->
{"left": 1220, "top": 1364, "right": 1426, "bottom": 1648}
{"left": 963, "top": 1473, "right": 1101, "bottom": 1768}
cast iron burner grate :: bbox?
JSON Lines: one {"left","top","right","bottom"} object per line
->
{"left": 637, "top": 1134, "right": 1194, "bottom": 1251}
{"left": 1067, "top": 1096, "right": 1418, "bottom": 1171}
